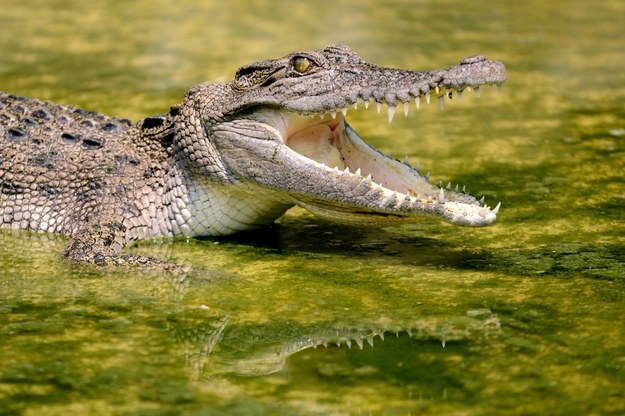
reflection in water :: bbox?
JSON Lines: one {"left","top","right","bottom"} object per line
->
{"left": 1, "top": 0, "right": 625, "bottom": 414}
{"left": 170, "top": 310, "right": 501, "bottom": 414}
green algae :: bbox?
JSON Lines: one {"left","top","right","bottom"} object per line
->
{"left": 1, "top": 0, "right": 625, "bottom": 415}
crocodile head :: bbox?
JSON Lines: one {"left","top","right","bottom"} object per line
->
{"left": 177, "top": 45, "right": 506, "bottom": 231}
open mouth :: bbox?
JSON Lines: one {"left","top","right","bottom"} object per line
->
{"left": 247, "top": 90, "right": 500, "bottom": 227}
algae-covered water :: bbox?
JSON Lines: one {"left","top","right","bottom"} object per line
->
{"left": 1, "top": 0, "right": 624, "bottom": 415}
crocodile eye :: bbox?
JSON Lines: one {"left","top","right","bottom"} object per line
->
{"left": 293, "top": 57, "right": 311, "bottom": 73}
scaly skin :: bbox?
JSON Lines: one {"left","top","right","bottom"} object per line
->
{"left": 0, "top": 45, "right": 506, "bottom": 265}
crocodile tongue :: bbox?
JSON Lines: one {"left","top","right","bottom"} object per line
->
{"left": 287, "top": 122, "right": 345, "bottom": 170}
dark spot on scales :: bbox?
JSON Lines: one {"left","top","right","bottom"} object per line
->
{"left": 101, "top": 122, "right": 121, "bottom": 132}
{"left": 23, "top": 118, "right": 39, "bottom": 127}
{"left": 61, "top": 132, "right": 80, "bottom": 144}
{"left": 141, "top": 116, "right": 166, "bottom": 129}
{"left": 5, "top": 128, "right": 27, "bottom": 142}
{"left": 12, "top": 104, "right": 26, "bottom": 114}
{"left": 81, "top": 137, "right": 104, "bottom": 149}
{"left": 31, "top": 108, "right": 51, "bottom": 120}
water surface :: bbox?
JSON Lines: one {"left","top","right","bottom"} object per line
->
{"left": 1, "top": 1, "right": 624, "bottom": 415}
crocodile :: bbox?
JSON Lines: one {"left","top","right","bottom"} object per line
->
{"left": 0, "top": 45, "right": 506, "bottom": 265}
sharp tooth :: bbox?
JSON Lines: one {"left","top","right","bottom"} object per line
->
{"left": 341, "top": 108, "right": 348, "bottom": 117}
{"left": 343, "top": 167, "right": 350, "bottom": 174}
{"left": 462, "top": 185, "right": 466, "bottom": 193}
{"left": 353, "top": 102, "right": 359, "bottom": 110}
{"left": 446, "top": 182, "right": 452, "bottom": 190}
{"left": 457, "top": 90, "right": 463, "bottom": 102}
{"left": 436, "top": 180, "right": 442, "bottom": 187}
{"left": 364, "top": 99, "right": 370, "bottom": 109}
{"left": 378, "top": 332, "right": 385, "bottom": 341}
{"left": 331, "top": 110, "right": 337, "bottom": 119}
{"left": 319, "top": 113, "right": 326, "bottom": 120}
{"left": 333, "top": 166, "right": 340, "bottom": 172}
{"left": 454, "top": 184, "right": 459, "bottom": 192}
{"left": 414, "top": 161, "right": 420, "bottom": 172}
{"left": 425, "top": 92, "right": 431, "bottom": 104}
{"left": 355, "top": 338, "right": 364, "bottom": 350}
{"left": 403, "top": 155, "right": 410, "bottom": 166}
{"left": 415, "top": 96, "right": 421, "bottom": 109}
{"left": 385, "top": 152, "right": 392, "bottom": 158}
{"left": 387, "top": 105, "right": 396, "bottom": 123}
{"left": 355, "top": 168, "right": 361, "bottom": 177}
{"left": 479, "top": 196, "right": 485, "bottom": 204}
{"left": 475, "top": 87, "right": 481, "bottom": 98}
{"left": 346, "top": 339, "right": 352, "bottom": 349}
{"left": 424, "top": 172, "right": 430, "bottom": 182}
{"left": 438, "top": 188, "right": 445, "bottom": 204}
{"left": 492, "top": 202, "right": 501, "bottom": 214}
{"left": 366, "top": 336, "right": 374, "bottom": 347}
{"left": 438, "top": 96, "right": 445, "bottom": 111}
{"left": 365, "top": 173, "right": 372, "bottom": 183}
{"left": 435, "top": 86, "right": 440, "bottom": 94}
{"left": 403, "top": 101, "right": 410, "bottom": 116}
{"left": 376, "top": 101, "right": 382, "bottom": 113}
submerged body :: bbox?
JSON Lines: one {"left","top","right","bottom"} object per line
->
{"left": 0, "top": 45, "right": 506, "bottom": 265}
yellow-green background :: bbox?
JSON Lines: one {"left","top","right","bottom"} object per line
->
{"left": 1, "top": 0, "right": 623, "bottom": 414}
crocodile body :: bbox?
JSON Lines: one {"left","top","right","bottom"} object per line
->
{"left": 0, "top": 45, "right": 506, "bottom": 265}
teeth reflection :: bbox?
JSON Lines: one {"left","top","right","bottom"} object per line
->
{"left": 438, "top": 188, "right": 445, "bottom": 204}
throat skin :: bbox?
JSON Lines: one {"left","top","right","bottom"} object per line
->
{"left": 0, "top": 45, "right": 506, "bottom": 265}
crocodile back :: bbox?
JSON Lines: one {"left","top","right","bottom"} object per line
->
{"left": 0, "top": 93, "right": 169, "bottom": 238}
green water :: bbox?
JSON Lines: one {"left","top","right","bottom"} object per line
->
{"left": 1, "top": 0, "right": 624, "bottom": 414}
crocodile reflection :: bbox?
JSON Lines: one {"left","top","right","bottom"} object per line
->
{"left": 170, "top": 310, "right": 500, "bottom": 379}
